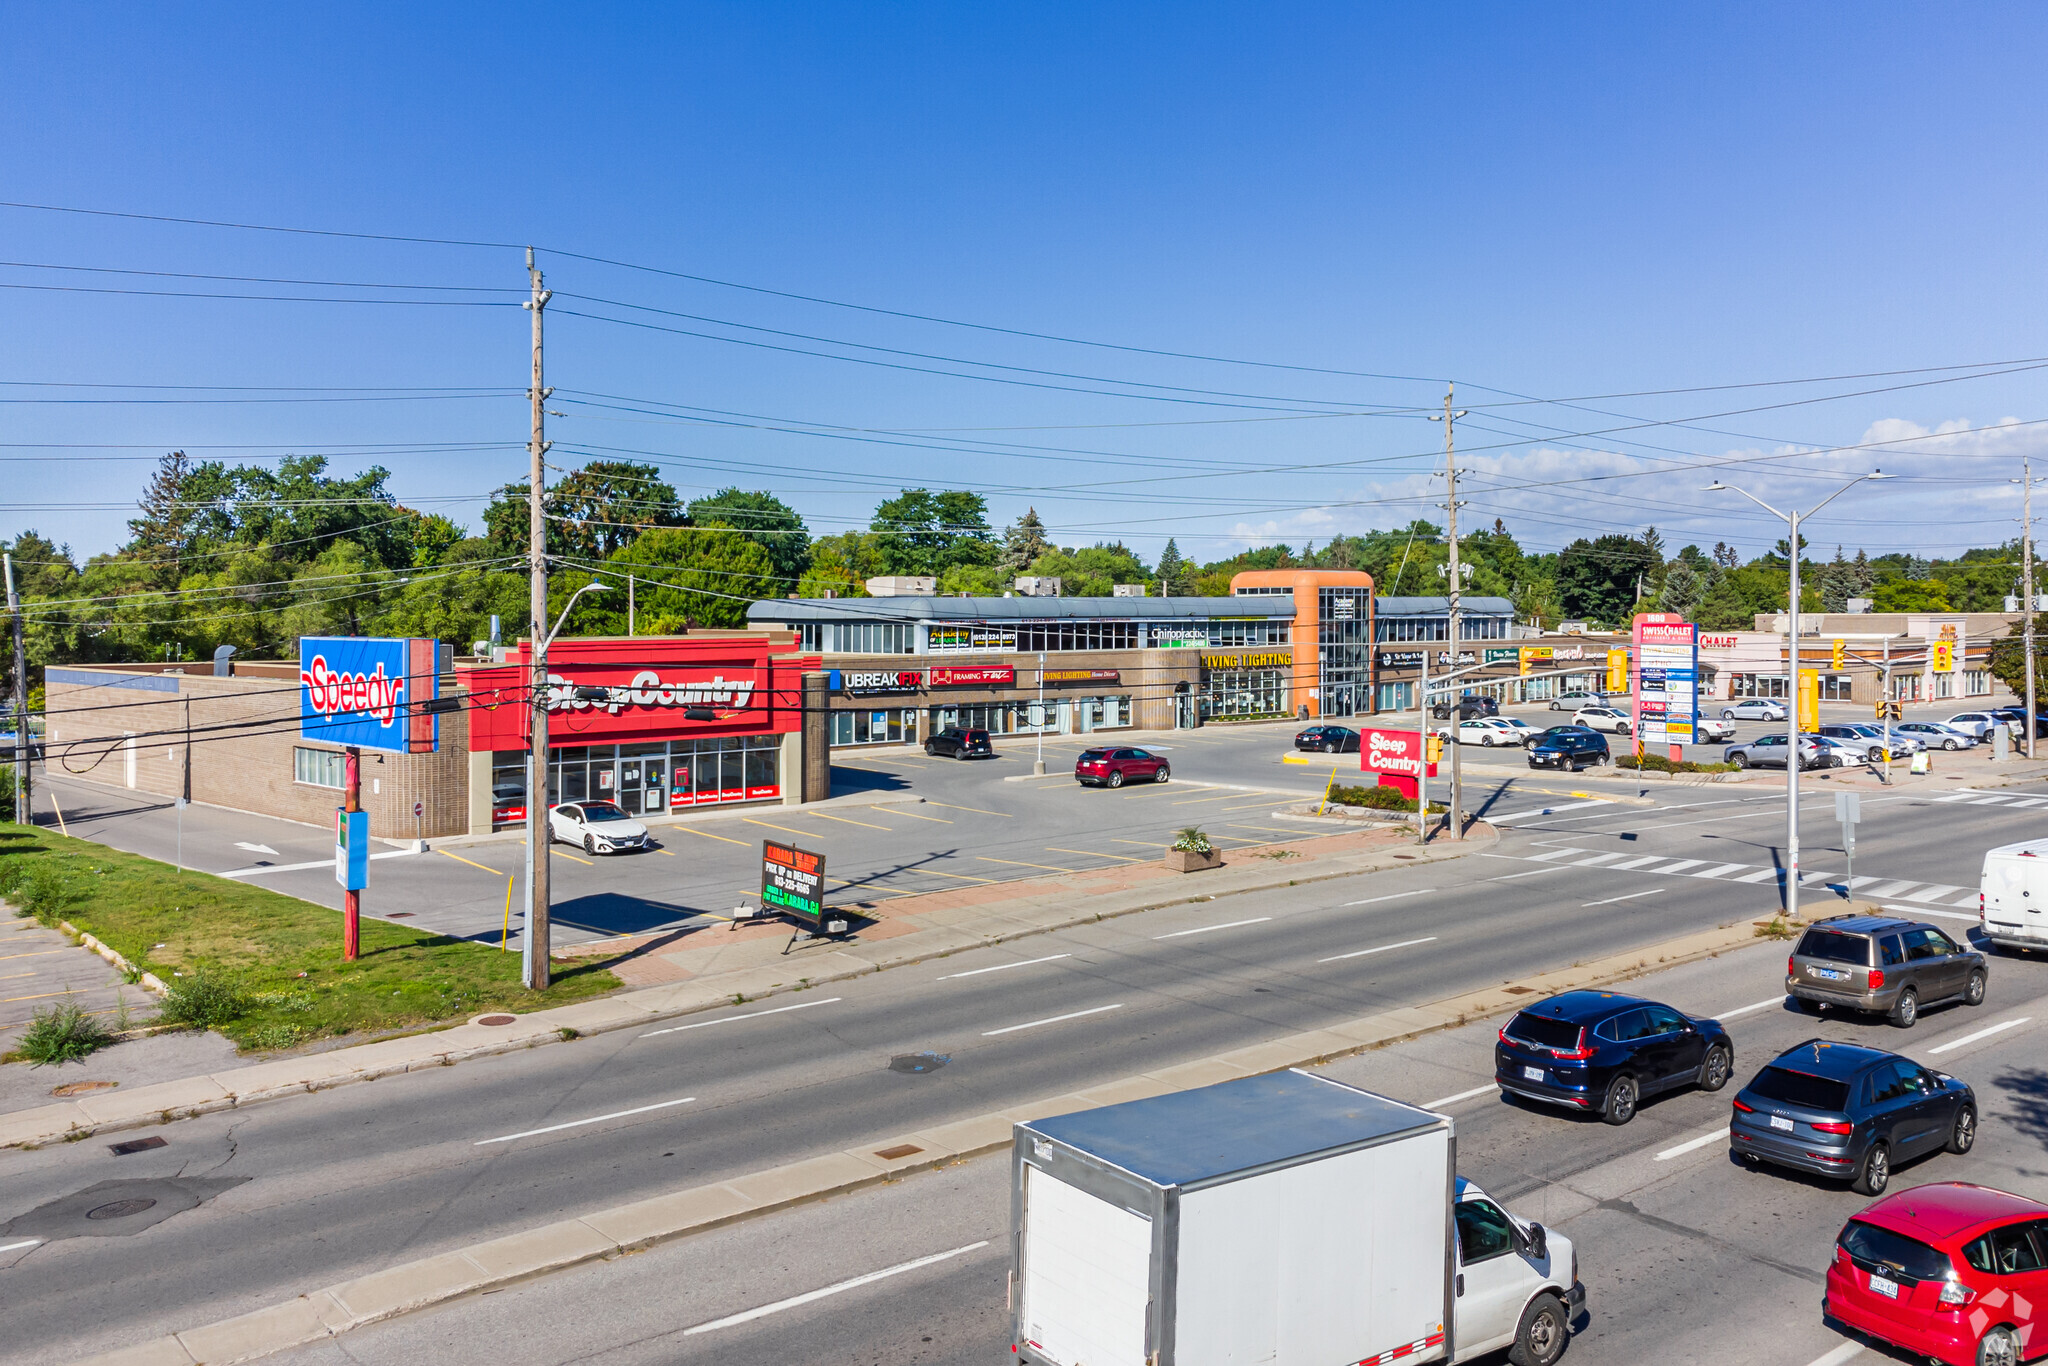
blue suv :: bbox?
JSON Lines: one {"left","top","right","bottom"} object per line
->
{"left": 1729, "top": 1039, "right": 1976, "bottom": 1195}
{"left": 1495, "top": 990, "right": 1735, "bottom": 1125}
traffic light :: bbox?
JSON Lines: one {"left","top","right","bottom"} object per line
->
{"left": 1832, "top": 639, "right": 1846, "bottom": 671}
{"left": 1887, "top": 701, "right": 1903, "bottom": 721}
{"left": 1875, "top": 699, "right": 1887, "bottom": 720}
{"left": 1426, "top": 734, "right": 1444, "bottom": 763}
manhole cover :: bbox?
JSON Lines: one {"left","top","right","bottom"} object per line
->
{"left": 52, "top": 1081, "right": 118, "bottom": 1097}
{"left": 108, "top": 1136, "right": 167, "bottom": 1156}
{"left": 889, "top": 1052, "right": 949, "bottom": 1074}
{"left": 476, "top": 1014, "right": 517, "bottom": 1026}
{"left": 86, "top": 1199, "right": 157, "bottom": 1221}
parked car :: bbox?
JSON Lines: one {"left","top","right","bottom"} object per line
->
{"left": 1786, "top": 913, "right": 1988, "bottom": 1027}
{"left": 1978, "top": 839, "right": 2048, "bottom": 954}
{"left": 1821, "top": 724, "right": 1890, "bottom": 762}
{"left": 1495, "top": 990, "right": 1734, "bottom": 1125}
{"left": 1293, "top": 724, "right": 1359, "bottom": 753}
{"left": 1807, "top": 735, "right": 1866, "bottom": 768}
{"left": 1436, "top": 716, "right": 1537, "bottom": 747}
{"left": 1839, "top": 722, "right": 1925, "bottom": 755}
{"left": 1549, "top": 690, "right": 1602, "bottom": 712}
{"left": 547, "top": 799, "right": 651, "bottom": 854}
{"left": 1724, "top": 733, "right": 1827, "bottom": 769}
{"left": 1991, "top": 706, "right": 2048, "bottom": 738}
{"left": 1528, "top": 726, "right": 1609, "bottom": 770}
{"left": 1074, "top": 746, "right": 1169, "bottom": 787}
{"left": 1895, "top": 720, "right": 1978, "bottom": 750}
{"left": 1730, "top": 1039, "right": 1975, "bottom": 1194}
{"left": 1692, "top": 716, "right": 1737, "bottom": 744}
{"left": 924, "top": 726, "right": 994, "bottom": 759}
{"left": 1946, "top": 711, "right": 2003, "bottom": 740}
{"left": 1825, "top": 1183, "right": 2048, "bottom": 1366}
{"left": 1573, "top": 705, "right": 1633, "bottom": 735}
{"left": 1431, "top": 693, "right": 1500, "bottom": 721}
{"left": 1721, "top": 699, "right": 1789, "bottom": 721}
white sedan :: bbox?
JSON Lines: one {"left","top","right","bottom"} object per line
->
{"left": 548, "top": 800, "right": 651, "bottom": 854}
{"left": 1433, "top": 717, "right": 1539, "bottom": 747}
{"left": 1573, "top": 706, "right": 1634, "bottom": 735}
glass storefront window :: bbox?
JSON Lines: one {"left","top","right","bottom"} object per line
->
{"left": 1202, "top": 668, "right": 1290, "bottom": 719}
{"left": 491, "top": 736, "right": 784, "bottom": 829}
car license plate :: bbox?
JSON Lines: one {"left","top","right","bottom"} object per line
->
{"left": 1770, "top": 1115, "right": 1794, "bottom": 1131}
{"left": 1869, "top": 1273, "right": 1899, "bottom": 1299}
{"left": 1522, "top": 1066, "right": 1544, "bottom": 1082}
{"left": 1813, "top": 967, "right": 1848, "bottom": 981}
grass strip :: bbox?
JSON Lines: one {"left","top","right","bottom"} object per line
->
{"left": 0, "top": 823, "right": 618, "bottom": 1052}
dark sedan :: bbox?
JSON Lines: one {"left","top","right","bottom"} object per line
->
{"left": 1074, "top": 746, "right": 1170, "bottom": 788}
{"left": 924, "top": 727, "right": 994, "bottom": 759}
{"left": 1294, "top": 725, "right": 1359, "bottom": 753}
{"left": 1495, "top": 990, "right": 1734, "bottom": 1125}
{"left": 1527, "top": 726, "right": 1608, "bottom": 771}
{"left": 1730, "top": 1039, "right": 1976, "bottom": 1195}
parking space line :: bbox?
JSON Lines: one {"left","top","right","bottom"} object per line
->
{"left": 1655, "top": 1127, "right": 1730, "bottom": 1160}
{"left": 806, "top": 811, "right": 894, "bottom": 831}
{"left": 0, "top": 949, "right": 69, "bottom": 962}
{"left": 0, "top": 988, "right": 100, "bottom": 1005}
{"left": 1928, "top": 1017, "right": 2031, "bottom": 1056}
{"left": 554, "top": 850, "right": 594, "bottom": 866}
{"left": 977, "top": 856, "right": 1079, "bottom": 874}
{"left": 924, "top": 801, "right": 1011, "bottom": 817}
{"left": 1109, "top": 838, "right": 1168, "bottom": 848}
{"left": 743, "top": 818, "right": 819, "bottom": 839}
{"left": 825, "top": 877, "right": 913, "bottom": 897}
{"left": 1047, "top": 846, "right": 1145, "bottom": 863}
{"left": 438, "top": 849, "right": 507, "bottom": 874}
{"left": 888, "top": 808, "right": 953, "bottom": 823}
{"left": 983, "top": 1003, "right": 1124, "bottom": 1036}
{"left": 1318, "top": 936, "right": 1437, "bottom": 964}
{"left": 1154, "top": 917, "right": 1272, "bottom": 940}
{"left": 906, "top": 867, "right": 1000, "bottom": 883}
{"left": 1169, "top": 793, "right": 1245, "bottom": 806}
{"left": 671, "top": 825, "right": 749, "bottom": 846}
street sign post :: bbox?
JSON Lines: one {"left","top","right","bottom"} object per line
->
{"left": 1835, "top": 791, "right": 1860, "bottom": 883}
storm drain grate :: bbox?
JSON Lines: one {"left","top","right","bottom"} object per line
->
{"left": 874, "top": 1144, "right": 924, "bottom": 1161}
{"left": 86, "top": 1199, "right": 157, "bottom": 1221}
{"left": 107, "top": 1137, "right": 167, "bottom": 1156}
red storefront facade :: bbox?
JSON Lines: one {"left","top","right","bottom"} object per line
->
{"left": 460, "top": 636, "right": 822, "bottom": 829}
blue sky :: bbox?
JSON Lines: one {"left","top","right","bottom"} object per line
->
{"left": 6, "top": 3, "right": 2048, "bottom": 565}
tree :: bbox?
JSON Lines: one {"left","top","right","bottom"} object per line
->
{"left": 563, "top": 527, "right": 778, "bottom": 633}
{"left": 1818, "top": 546, "right": 1854, "bottom": 613}
{"left": 1555, "top": 535, "right": 1660, "bottom": 627}
{"left": 687, "top": 488, "right": 811, "bottom": 587}
{"left": 869, "top": 489, "right": 998, "bottom": 576}
{"left": 1656, "top": 558, "right": 1709, "bottom": 621}
{"left": 553, "top": 461, "right": 688, "bottom": 560}
{"left": 127, "top": 450, "right": 197, "bottom": 582}
{"left": 1156, "top": 538, "right": 1188, "bottom": 595}
{"left": 798, "top": 536, "right": 870, "bottom": 598}
{"left": 1000, "top": 508, "right": 1049, "bottom": 572}
{"left": 1871, "top": 579, "right": 1952, "bottom": 612}
{"left": 1989, "top": 614, "right": 2048, "bottom": 700}
{"left": 1713, "top": 541, "right": 1741, "bottom": 570}
{"left": 407, "top": 513, "right": 465, "bottom": 569}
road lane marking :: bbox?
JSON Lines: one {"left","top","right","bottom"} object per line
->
{"left": 1343, "top": 888, "right": 1436, "bottom": 907}
{"left": 1489, "top": 866, "right": 1573, "bottom": 881}
{"left": 1714, "top": 997, "right": 1784, "bottom": 1021}
{"left": 984, "top": 1003, "right": 1124, "bottom": 1036}
{"left": 0, "top": 1238, "right": 41, "bottom": 1254}
{"left": 682, "top": 1240, "right": 991, "bottom": 1335}
{"left": 476, "top": 1096, "right": 694, "bottom": 1145}
{"left": 1582, "top": 888, "right": 1664, "bottom": 907}
{"left": 1655, "top": 1127, "right": 1730, "bottom": 1160}
{"left": 1154, "top": 917, "right": 1272, "bottom": 939}
{"left": 1425, "top": 1084, "right": 1497, "bottom": 1109}
{"left": 1487, "top": 799, "right": 1613, "bottom": 822}
{"left": 438, "top": 849, "right": 506, "bottom": 874}
{"left": 1801, "top": 1342, "right": 1865, "bottom": 1366}
{"left": 1569, "top": 852, "right": 1629, "bottom": 867}
{"left": 1929, "top": 1017, "right": 2032, "bottom": 1056}
{"left": 925, "top": 801, "right": 1011, "bottom": 817}
{"left": 1528, "top": 847, "right": 1590, "bottom": 862}
{"left": 641, "top": 998, "right": 843, "bottom": 1039}
{"left": 1732, "top": 868, "right": 1779, "bottom": 883}
{"left": 806, "top": 811, "right": 893, "bottom": 830}
{"left": 1692, "top": 862, "right": 1752, "bottom": 879}
{"left": 1606, "top": 855, "right": 1667, "bottom": 871}
{"left": 1047, "top": 846, "right": 1146, "bottom": 862}
{"left": 670, "top": 825, "right": 750, "bottom": 845}
{"left": 1318, "top": 936, "right": 1438, "bottom": 964}
{"left": 937, "top": 954, "right": 1071, "bottom": 980}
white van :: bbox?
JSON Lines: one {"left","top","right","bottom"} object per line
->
{"left": 1979, "top": 839, "right": 2048, "bottom": 951}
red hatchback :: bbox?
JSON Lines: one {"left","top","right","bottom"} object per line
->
{"left": 1826, "top": 1183, "right": 2048, "bottom": 1366}
{"left": 1073, "top": 746, "right": 1170, "bottom": 788}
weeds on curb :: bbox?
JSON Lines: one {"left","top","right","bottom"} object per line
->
{"left": 1753, "top": 916, "right": 1797, "bottom": 940}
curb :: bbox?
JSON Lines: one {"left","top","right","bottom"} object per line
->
{"left": 69, "top": 908, "right": 1777, "bottom": 1366}
{"left": 58, "top": 919, "right": 170, "bottom": 998}
{"left": 1, "top": 829, "right": 1489, "bottom": 1151}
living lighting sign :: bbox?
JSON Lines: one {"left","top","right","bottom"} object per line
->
{"left": 1201, "top": 652, "right": 1290, "bottom": 670}
{"left": 299, "top": 637, "right": 440, "bottom": 754}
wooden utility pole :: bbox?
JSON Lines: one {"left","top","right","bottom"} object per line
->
{"left": 2026, "top": 459, "right": 2037, "bottom": 760}
{"left": 4, "top": 553, "right": 27, "bottom": 825}
{"left": 522, "top": 248, "right": 554, "bottom": 990}
{"left": 1431, "top": 388, "right": 1469, "bottom": 839}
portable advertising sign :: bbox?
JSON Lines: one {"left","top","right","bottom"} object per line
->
{"left": 300, "top": 637, "right": 440, "bottom": 753}
{"left": 1631, "top": 615, "right": 1698, "bottom": 748}
{"left": 1359, "top": 727, "right": 1436, "bottom": 799}
{"left": 761, "top": 840, "right": 826, "bottom": 921}
{"left": 334, "top": 809, "right": 369, "bottom": 890}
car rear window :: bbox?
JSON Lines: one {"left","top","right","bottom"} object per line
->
{"left": 1796, "top": 928, "right": 1870, "bottom": 966}
{"left": 1505, "top": 1012, "right": 1582, "bottom": 1050}
{"left": 1749, "top": 1066, "right": 1851, "bottom": 1112}
{"left": 1079, "top": 748, "right": 1113, "bottom": 760}
{"left": 1839, "top": 1220, "right": 1954, "bottom": 1283}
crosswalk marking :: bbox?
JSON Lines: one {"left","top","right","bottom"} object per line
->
{"left": 1692, "top": 862, "right": 1751, "bottom": 879}
{"left": 1862, "top": 880, "right": 1917, "bottom": 898}
{"left": 1496, "top": 848, "right": 1980, "bottom": 907}
{"left": 1649, "top": 858, "right": 1706, "bottom": 874}
{"left": 1529, "top": 848, "right": 1588, "bottom": 863}
{"left": 1733, "top": 868, "right": 1780, "bottom": 883}
{"left": 1570, "top": 852, "right": 1629, "bottom": 867}
{"left": 1607, "top": 855, "right": 1668, "bottom": 871}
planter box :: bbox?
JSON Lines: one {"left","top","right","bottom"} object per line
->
{"left": 1165, "top": 848, "right": 1225, "bottom": 873}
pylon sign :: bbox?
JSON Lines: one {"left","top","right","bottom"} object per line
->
{"left": 1632, "top": 614, "right": 1698, "bottom": 745}
{"left": 299, "top": 637, "right": 441, "bottom": 753}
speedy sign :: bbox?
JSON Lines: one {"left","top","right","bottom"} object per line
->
{"left": 299, "top": 637, "right": 441, "bottom": 754}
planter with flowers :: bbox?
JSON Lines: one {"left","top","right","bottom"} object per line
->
{"left": 1166, "top": 827, "right": 1224, "bottom": 873}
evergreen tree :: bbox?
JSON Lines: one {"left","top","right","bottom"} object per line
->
{"left": 1156, "top": 538, "right": 1188, "bottom": 595}
{"left": 1001, "top": 508, "right": 1049, "bottom": 572}
{"left": 1820, "top": 546, "right": 1853, "bottom": 613}
{"left": 127, "top": 450, "right": 195, "bottom": 582}
{"left": 1656, "top": 558, "right": 1708, "bottom": 621}
{"left": 1713, "top": 541, "right": 1741, "bottom": 569}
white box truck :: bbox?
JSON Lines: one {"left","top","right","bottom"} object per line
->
{"left": 1980, "top": 838, "right": 2048, "bottom": 951}
{"left": 1010, "top": 1069, "right": 1583, "bottom": 1366}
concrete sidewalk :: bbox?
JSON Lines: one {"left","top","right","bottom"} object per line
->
{"left": 0, "top": 816, "right": 1473, "bottom": 1149}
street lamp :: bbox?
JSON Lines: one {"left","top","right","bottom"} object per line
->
{"left": 523, "top": 579, "right": 609, "bottom": 990}
{"left": 1705, "top": 473, "right": 1888, "bottom": 923}
{"left": 2012, "top": 466, "right": 2046, "bottom": 760}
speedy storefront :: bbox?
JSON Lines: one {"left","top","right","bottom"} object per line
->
{"left": 462, "top": 636, "right": 822, "bottom": 830}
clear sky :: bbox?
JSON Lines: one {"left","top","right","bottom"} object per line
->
{"left": 6, "top": 3, "right": 2047, "bottom": 566}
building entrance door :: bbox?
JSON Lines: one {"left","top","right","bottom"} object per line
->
{"left": 615, "top": 757, "right": 667, "bottom": 815}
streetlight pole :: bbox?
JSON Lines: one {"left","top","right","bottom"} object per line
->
{"left": 521, "top": 579, "right": 608, "bottom": 991}
{"left": 1034, "top": 651, "right": 1046, "bottom": 775}
{"left": 2014, "top": 464, "right": 2041, "bottom": 759}
{"left": 1707, "top": 472, "right": 1888, "bottom": 922}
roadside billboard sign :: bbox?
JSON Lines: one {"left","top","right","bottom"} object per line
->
{"left": 299, "top": 637, "right": 440, "bottom": 754}
{"left": 1631, "top": 615, "right": 1698, "bottom": 748}
{"left": 761, "top": 840, "right": 826, "bottom": 922}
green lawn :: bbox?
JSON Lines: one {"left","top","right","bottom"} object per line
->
{"left": 0, "top": 823, "right": 619, "bottom": 1051}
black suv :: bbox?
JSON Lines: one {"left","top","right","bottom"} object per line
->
{"left": 924, "top": 727, "right": 994, "bottom": 759}
{"left": 1528, "top": 726, "right": 1608, "bottom": 771}
{"left": 1432, "top": 693, "right": 1501, "bottom": 721}
{"left": 1294, "top": 725, "right": 1359, "bottom": 753}
{"left": 1786, "top": 913, "right": 1989, "bottom": 1028}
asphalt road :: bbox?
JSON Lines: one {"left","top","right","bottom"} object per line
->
{"left": 6, "top": 774, "right": 2047, "bottom": 1363}
{"left": 248, "top": 926, "right": 2048, "bottom": 1366}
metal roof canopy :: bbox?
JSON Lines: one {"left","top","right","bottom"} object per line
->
{"left": 747, "top": 596, "right": 1297, "bottom": 624}
{"left": 1373, "top": 595, "right": 1516, "bottom": 616}
{"left": 1019, "top": 1070, "right": 1444, "bottom": 1191}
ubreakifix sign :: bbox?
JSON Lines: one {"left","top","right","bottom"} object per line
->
{"left": 833, "top": 668, "right": 922, "bottom": 697}
{"left": 547, "top": 670, "right": 755, "bottom": 714}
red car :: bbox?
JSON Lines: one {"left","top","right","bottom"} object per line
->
{"left": 1825, "top": 1182, "right": 2048, "bottom": 1366}
{"left": 1074, "top": 746, "right": 1170, "bottom": 788}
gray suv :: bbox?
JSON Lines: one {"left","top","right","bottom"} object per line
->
{"left": 1786, "top": 914, "right": 1988, "bottom": 1028}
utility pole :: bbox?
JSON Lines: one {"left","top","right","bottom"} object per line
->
{"left": 2025, "top": 460, "right": 2037, "bottom": 760}
{"left": 1430, "top": 388, "right": 1470, "bottom": 839}
{"left": 522, "top": 248, "right": 554, "bottom": 991}
{"left": 628, "top": 572, "right": 636, "bottom": 638}
{"left": 1786, "top": 506, "right": 1804, "bottom": 921}
{"left": 1416, "top": 620, "right": 1430, "bottom": 846}
{"left": 5, "top": 553, "right": 28, "bottom": 825}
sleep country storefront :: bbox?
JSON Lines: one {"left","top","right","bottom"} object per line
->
{"left": 461, "top": 635, "right": 822, "bottom": 830}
